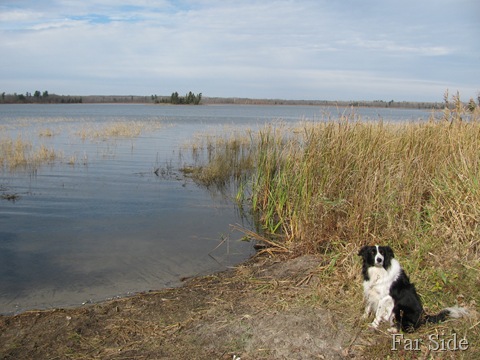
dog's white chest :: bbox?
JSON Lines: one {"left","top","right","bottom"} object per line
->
{"left": 364, "top": 267, "right": 389, "bottom": 300}
{"left": 368, "top": 267, "right": 388, "bottom": 284}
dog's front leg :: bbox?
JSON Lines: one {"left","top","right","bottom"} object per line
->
{"left": 386, "top": 310, "right": 398, "bottom": 333}
{"left": 370, "top": 296, "right": 394, "bottom": 329}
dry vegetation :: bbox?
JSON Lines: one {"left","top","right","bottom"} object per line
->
{"left": 0, "top": 255, "right": 358, "bottom": 359}
{"left": 184, "top": 93, "right": 480, "bottom": 252}
{"left": 0, "top": 136, "right": 58, "bottom": 169}
{"left": 0, "top": 120, "right": 164, "bottom": 169}
{"left": 76, "top": 121, "right": 147, "bottom": 140}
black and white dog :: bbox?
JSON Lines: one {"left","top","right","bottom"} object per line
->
{"left": 358, "top": 245, "right": 469, "bottom": 332}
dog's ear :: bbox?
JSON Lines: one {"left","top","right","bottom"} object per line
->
{"left": 358, "top": 246, "right": 368, "bottom": 257}
{"left": 384, "top": 246, "right": 395, "bottom": 258}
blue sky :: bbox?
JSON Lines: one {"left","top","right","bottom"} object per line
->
{"left": 1, "top": 0, "right": 478, "bottom": 101}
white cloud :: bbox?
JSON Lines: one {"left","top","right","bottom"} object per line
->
{"left": 0, "top": 0, "right": 478, "bottom": 101}
{"left": 348, "top": 37, "right": 452, "bottom": 57}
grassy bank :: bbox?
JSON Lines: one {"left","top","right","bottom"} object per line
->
{"left": 183, "top": 99, "right": 480, "bottom": 357}
{"left": 186, "top": 102, "right": 480, "bottom": 249}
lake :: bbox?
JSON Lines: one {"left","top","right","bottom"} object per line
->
{"left": 0, "top": 104, "right": 433, "bottom": 314}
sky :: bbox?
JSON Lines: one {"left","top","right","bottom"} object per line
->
{"left": 1, "top": 0, "right": 479, "bottom": 102}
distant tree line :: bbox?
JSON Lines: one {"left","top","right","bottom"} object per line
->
{"left": 2, "top": 89, "right": 478, "bottom": 109}
{"left": 0, "top": 90, "right": 204, "bottom": 105}
{"left": 203, "top": 96, "right": 480, "bottom": 110}
{"left": 0, "top": 91, "right": 83, "bottom": 104}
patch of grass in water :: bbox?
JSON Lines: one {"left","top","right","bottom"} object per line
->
{"left": 180, "top": 128, "right": 255, "bottom": 189}
{"left": 0, "top": 136, "right": 59, "bottom": 170}
{"left": 76, "top": 121, "right": 165, "bottom": 141}
{"left": 76, "top": 122, "right": 145, "bottom": 140}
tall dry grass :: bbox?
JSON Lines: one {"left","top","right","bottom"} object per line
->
{"left": 249, "top": 119, "right": 480, "bottom": 253}
{"left": 185, "top": 115, "right": 480, "bottom": 253}
{"left": 185, "top": 94, "right": 480, "bottom": 255}
{"left": 0, "top": 136, "right": 58, "bottom": 169}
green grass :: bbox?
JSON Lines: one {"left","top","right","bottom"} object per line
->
{"left": 183, "top": 94, "right": 480, "bottom": 358}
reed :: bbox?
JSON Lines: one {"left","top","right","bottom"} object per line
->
{"left": 0, "top": 137, "right": 30, "bottom": 168}
{"left": 76, "top": 121, "right": 146, "bottom": 140}
{"left": 185, "top": 94, "right": 480, "bottom": 256}
{"left": 245, "top": 119, "right": 479, "bottom": 254}
{"left": 181, "top": 129, "right": 255, "bottom": 188}
{"left": 0, "top": 136, "right": 58, "bottom": 169}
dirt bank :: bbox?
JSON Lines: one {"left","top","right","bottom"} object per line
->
{"left": 1, "top": 255, "right": 477, "bottom": 359}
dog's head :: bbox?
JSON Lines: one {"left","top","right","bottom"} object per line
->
{"left": 358, "top": 245, "right": 394, "bottom": 275}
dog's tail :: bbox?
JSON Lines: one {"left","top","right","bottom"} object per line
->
{"left": 425, "top": 306, "right": 470, "bottom": 324}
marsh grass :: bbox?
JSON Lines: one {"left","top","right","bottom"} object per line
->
{"left": 0, "top": 136, "right": 59, "bottom": 169}
{"left": 76, "top": 121, "right": 147, "bottom": 140}
{"left": 180, "top": 128, "right": 256, "bottom": 189}
{"left": 0, "top": 137, "right": 61, "bottom": 170}
{"left": 2, "top": 120, "right": 166, "bottom": 169}
{"left": 186, "top": 98, "right": 480, "bottom": 250}
{"left": 184, "top": 95, "right": 480, "bottom": 358}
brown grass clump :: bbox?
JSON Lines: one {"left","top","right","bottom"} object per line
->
{"left": 0, "top": 137, "right": 30, "bottom": 168}
{"left": 76, "top": 121, "right": 147, "bottom": 140}
{"left": 0, "top": 136, "right": 59, "bottom": 170}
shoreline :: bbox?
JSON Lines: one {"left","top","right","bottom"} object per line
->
{"left": 0, "top": 254, "right": 359, "bottom": 359}
{"left": 1, "top": 253, "right": 478, "bottom": 359}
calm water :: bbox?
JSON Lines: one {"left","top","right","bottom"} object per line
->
{"left": 0, "top": 104, "right": 432, "bottom": 314}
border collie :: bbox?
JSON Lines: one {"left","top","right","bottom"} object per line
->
{"left": 358, "top": 245, "right": 469, "bottom": 332}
